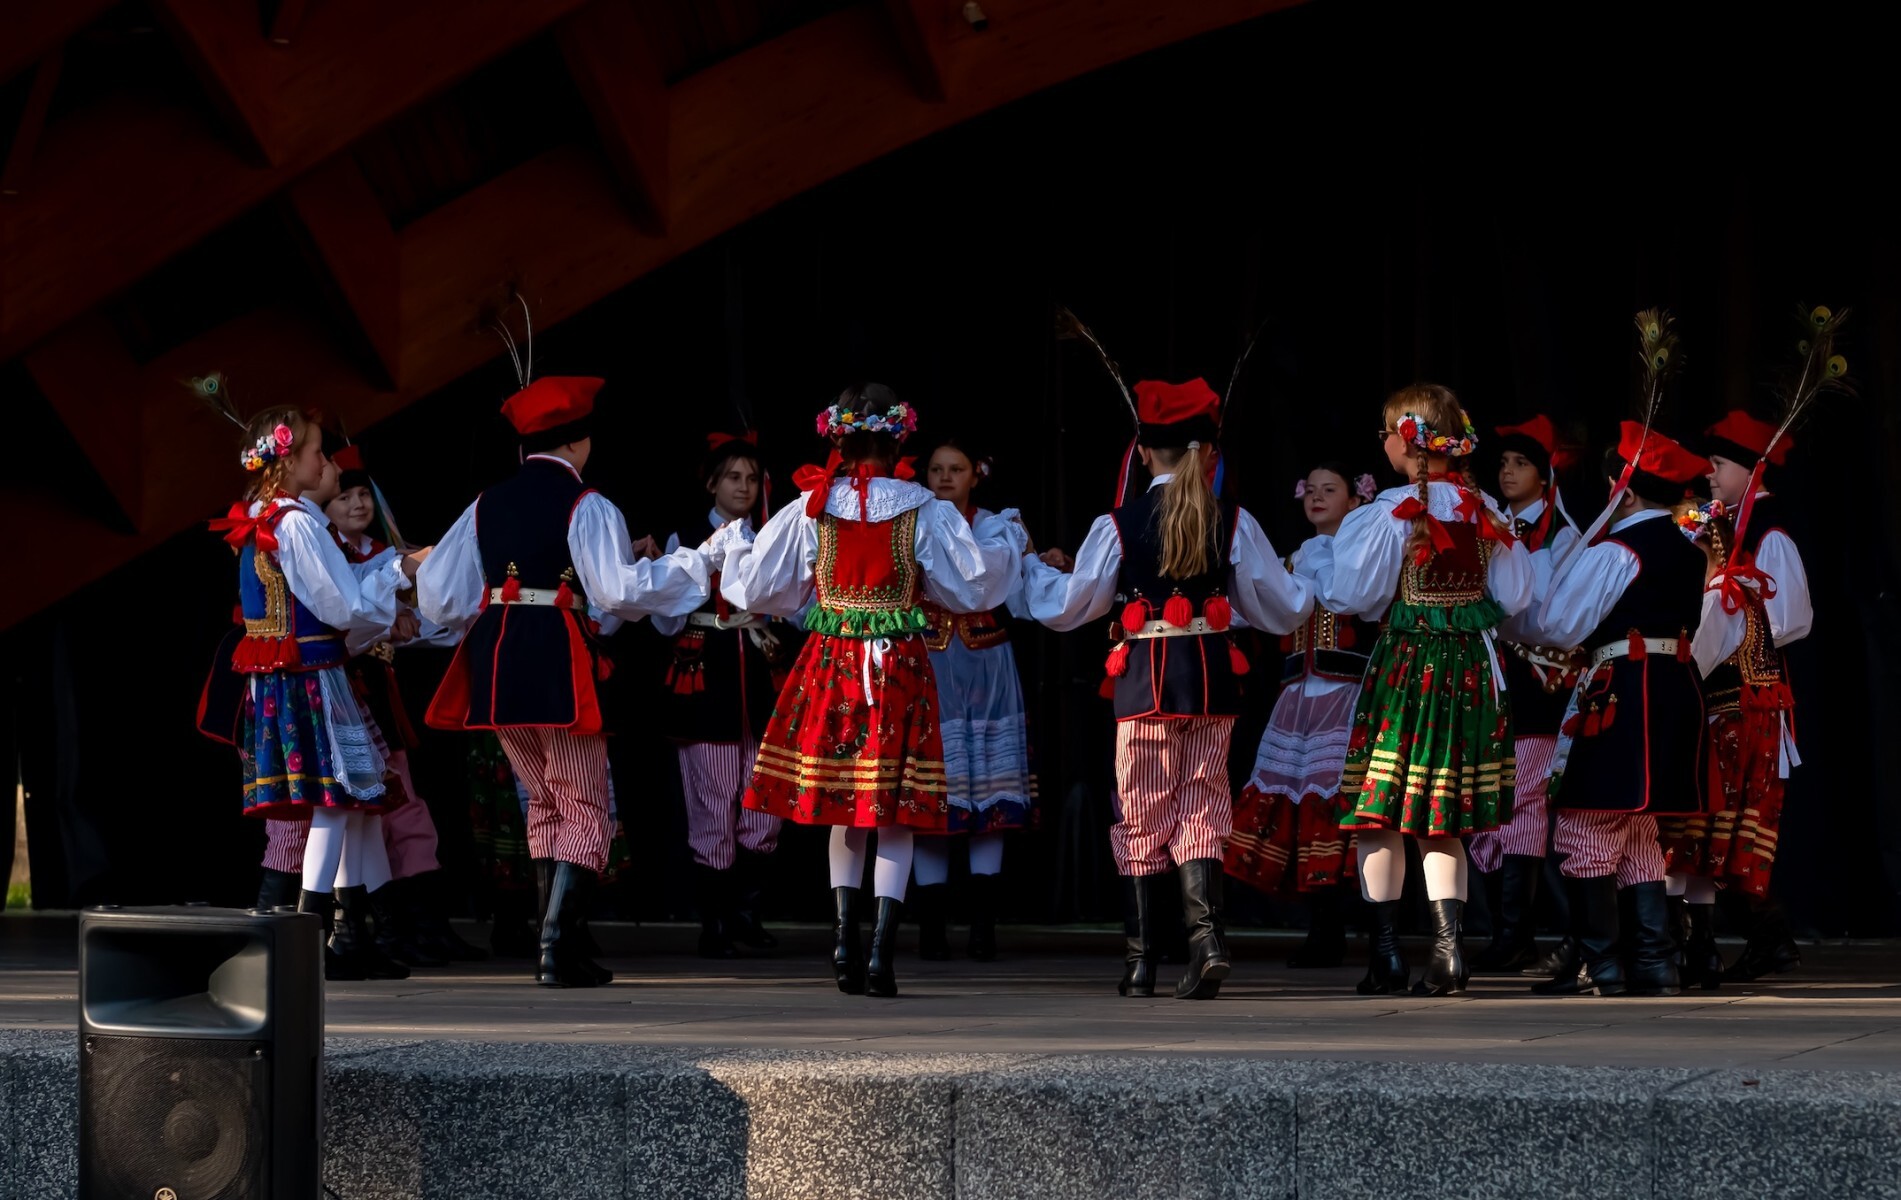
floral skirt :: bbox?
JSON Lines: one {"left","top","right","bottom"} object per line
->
{"left": 1224, "top": 785, "right": 1357, "bottom": 893}
{"left": 1657, "top": 698, "right": 1789, "bottom": 899}
{"left": 1337, "top": 627, "right": 1514, "bottom": 838}
{"left": 929, "top": 639, "right": 1035, "bottom": 834}
{"left": 241, "top": 666, "right": 389, "bottom": 818}
{"left": 745, "top": 632, "right": 950, "bottom": 829}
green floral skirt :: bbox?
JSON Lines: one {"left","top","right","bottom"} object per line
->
{"left": 1337, "top": 604, "right": 1515, "bottom": 839}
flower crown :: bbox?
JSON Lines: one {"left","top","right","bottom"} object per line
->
{"left": 816, "top": 400, "right": 918, "bottom": 442}
{"left": 1396, "top": 411, "right": 1479, "bottom": 457}
{"left": 1294, "top": 473, "right": 1378, "bottom": 503}
{"left": 1675, "top": 499, "right": 1727, "bottom": 541}
{"left": 240, "top": 422, "right": 295, "bottom": 472}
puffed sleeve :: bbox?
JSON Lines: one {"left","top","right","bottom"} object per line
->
{"left": 719, "top": 500, "right": 816, "bottom": 617}
{"left": 568, "top": 493, "right": 710, "bottom": 622}
{"left": 416, "top": 500, "right": 485, "bottom": 634}
{"left": 1691, "top": 584, "right": 1744, "bottom": 678}
{"left": 915, "top": 500, "right": 1027, "bottom": 614}
{"left": 651, "top": 531, "right": 690, "bottom": 638}
{"left": 1522, "top": 540, "right": 1641, "bottom": 650}
{"left": 1225, "top": 507, "right": 1313, "bottom": 635}
{"left": 1753, "top": 530, "right": 1813, "bottom": 647}
{"left": 275, "top": 506, "right": 405, "bottom": 635}
{"left": 1014, "top": 514, "right": 1122, "bottom": 631}
{"left": 1486, "top": 538, "right": 1534, "bottom": 617}
{"left": 1310, "top": 500, "right": 1404, "bottom": 620}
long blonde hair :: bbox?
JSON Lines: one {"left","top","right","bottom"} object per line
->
{"left": 1381, "top": 383, "right": 1508, "bottom": 561}
{"left": 241, "top": 407, "right": 310, "bottom": 504}
{"left": 1150, "top": 444, "right": 1221, "bottom": 579}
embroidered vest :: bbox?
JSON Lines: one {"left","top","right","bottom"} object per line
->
{"left": 804, "top": 508, "right": 928, "bottom": 639}
{"left": 233, "top": 505, "right": 346, "bottom": 673}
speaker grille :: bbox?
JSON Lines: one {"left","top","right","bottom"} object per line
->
{"left": 80, "top": 1035, "right": 271, "bottom": 1200}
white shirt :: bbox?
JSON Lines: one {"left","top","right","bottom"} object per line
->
{"left": 417, "top": 455, "right": 710, "bottom": 638}
{"left": 653, "top": 508, "right": 753, "bottom": 638}
{"left": 1011, "top": 475, "right": 1313, "bottom": 635}
{"left": 1518, "top": 507, "right": 1668, "bottom": 651}
{"left": 714, "top": 477, "right": 1027, "bottom": 617}
{"left": 1303, "top": 481, "right": 1533, "bottom": 623}
{"left": 261, "top": 497, "right": 407, "bottom": 637}
{"left": 1690, "top": 516, "right": 1813, "bottom": 676}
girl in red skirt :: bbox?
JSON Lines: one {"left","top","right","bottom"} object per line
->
{"left": 713, "top": 384, "right": 1027, "bottom": 997}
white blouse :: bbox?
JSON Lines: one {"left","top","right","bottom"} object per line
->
{"left": 1517, "top": 508, "right": 1664, "bottom": 651}
{"left": 1011, "top": 476, "right": 1313, "bottom": 635}
{"left": 417, "top": 458, "right": 710, "bottom": 638}
{"left": 1690, "top": 527, "right": 1814, "bottom": 676}
{"left": 1304, "top": 481, "right": 1533, "bottom": 622}
{"left": 263, "top": 498, "right": 407, "bottom": 637}
{"left": 713, "top": 477, "right": 1028, "bottom": 618}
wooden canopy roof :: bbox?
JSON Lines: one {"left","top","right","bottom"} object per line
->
{"left": 0, "top": 0, "right": 1294, "bottom": 628}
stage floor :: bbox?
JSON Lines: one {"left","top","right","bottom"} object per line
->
{"left": 6, "top": 914, "right": 1899, "bottom": 1073}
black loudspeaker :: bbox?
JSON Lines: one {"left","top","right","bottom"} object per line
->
{"left": 78, "top": 906, "right": 324, "bottom": 1200}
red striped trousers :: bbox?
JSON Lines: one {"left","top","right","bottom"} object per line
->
{"left": 1111, "top": 716, "right": 1235, "bottom": 876}
{"left": 1468, "top": 735, "right": 1557, "bottom": 872}
{"left": 495, "top": 727, "right": 614, "bottom": 873}
{"left": 1552, "top": 809, "right": 1665, "bottom": 887}
{"left": 678, "top": 742, "right": 781, "bottom": 869}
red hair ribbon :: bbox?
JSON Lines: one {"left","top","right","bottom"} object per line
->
{"left": 794, "top": 453, "right": 910, "bottom": 520}
{"left": 208, "top": 502, "right": 289, "bottom": 553}
{"left": 1391, "top": 497, "right": 1455, "bottom": 565}
{"left": 795, "top": 451, "right": 844, "bottom": 517}
{"left": 1708, "top": 552, "right": 1779, "bottom": 615}
{"left": 706, "top": 430, "right": 759, "bottom": 451}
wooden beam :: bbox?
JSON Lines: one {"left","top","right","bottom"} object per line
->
{"left": 150, "top": 0, "right": 281, "bottom": 165}
{"left": 1, "top": 50, "right": 63, "bottom": 197}
{"left": 283, "top": 155, "right": 403, "bottom": 386}
{"left": 557, "top": 0, "right": 670, "bottom": 236}
{"left": 20, "top": 317, "right": 150, "bottom": 532}
{"left": 0, "top": 0, "right": 114, "bottom": 86}
{"left": 881, "top": 0, "right": 953, "bottom": 102}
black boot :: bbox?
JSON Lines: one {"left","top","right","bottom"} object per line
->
{"left": 1524, "top": 934, "right": 1580, "bottom": 980}
{"left": 1287, "top": 884, "right": 1347, "bottom": 968}
{"left": 911, "top": 882, "right": 952, "bottom": 962}
{"left": 1356, "top": 900, "right": 1410, "bottom": 995}
{"left": 537, "top": 862, "right": 600, "bottom": 988}
{"left": 694, "top": 864, "right": 738, "bottom": 959}
{"left": 300, "top": 889, "right": 361, "bottom": 982}
{"left": 1683, "top": 902, "right": 1725, "bottom": 991}
{"left": 966, "top": 872, "right": 999, "bottom": 962}
{"left": 1117, "top": 874, "right": 1156, "bottom": 997}
{"left": 865, "top": 896, "right": 903, "bottom": 998}
{"left": 1174, "top": 859, "right": 1232, "bottom": 1000}
{"left": 1412, "top": 899, "right": 1467, "bottom": 996}
{"left": 833, "top": 885, "right": 866, "bottom": 994}
{"left": 1472, "top": 856, "right": 1541, "bottom": 972}
{"left": 256, "top": 868, "right": 301, "bottom": 912}
{"left": 409, "top": 870, "right": 488, "bottom": 962}
{"left": 335, "top": 886, "right": 410, "bottom": 980}
{"left": 1723, "top": 895, "right": 1802, "bottom": 982}
{"left": 375, "top": 877, "right": 445, "bottom": 968}
{"left": 1626, "top": 881, "right": 1682, "bottom": 995}
{"left": 1533, "top": 876, "right": 1626, "bottom": 996}
{"left": 728, "top": 849, "right": 779, "bottom": 949}
{"left": 565, "top": 868, "right": 613, "bottom": 984}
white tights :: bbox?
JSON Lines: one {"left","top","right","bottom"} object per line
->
{"left": 1356, "top": 829, "right": 1468, "bottom": 903}
{"left": 301, "top": 809, "right": 393, "bottom": 893}
{"left": 1666, "top": 872, "right": 1719, "bottom": 904}
{"left": 910, "top": 831, "right": 1006, "bottom": 887}
{"left": 827, "top": 826, "right": 915, "bottom": 901}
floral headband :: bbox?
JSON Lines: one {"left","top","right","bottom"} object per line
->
{"left": 1396, "top": 411, "right": 1479, "bottom": 457}
{"left": 1675, "top": 499, "right": 1726, "bottom": 541}
{"left": 1294, "top": 473, "right": 1378, "bottom": 503}
{"left": 240, "top": 422, "right": 295, "bottom": 472}
{"left": 816, "top": 401, "right": 918, "bottom": 442}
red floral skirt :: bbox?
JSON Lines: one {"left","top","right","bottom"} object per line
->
{"left": 1658, "top": 700, "right": 1787, "bottom": 899}
{"left": 744, "top": 632, "right": 950, "bottom": 829}
{"left": 1224, "top": 785, "right": 1357, "bottom": 893}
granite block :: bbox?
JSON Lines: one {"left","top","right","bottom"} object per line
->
{"left": 1657, "top": 1068, "right": 1901, "bottom": 1199}
{"left": 0, "top": 1029, "right": 77, "bottom": 1200}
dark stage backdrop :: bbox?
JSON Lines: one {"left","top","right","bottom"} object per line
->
{"left": 5, "top": 0, "right": 1897, "bottom": 935}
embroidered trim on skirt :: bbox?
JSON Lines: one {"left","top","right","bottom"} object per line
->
{"left": 745, "top": 632, "right": 950, "bottom": 829}
{"left": 1224, "top": 784, "right": 1357, "bottom": 892}
{"left": 1657, "top": 703, "right": 1787, "bottom": 899}
{"left": 929, "top": 637, "right": 1036, "bottom": 833}
{"left": 1337, "top": 626, "right": 1514, "bottom": 838}
{"left": 241, "top": 665, "right": 388, "bottom": 818}
{"left": 1245, "top": 677, "right": 1357, "bottom": 802}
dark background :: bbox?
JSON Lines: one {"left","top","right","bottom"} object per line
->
{"left": 5, "top": 0, "right": 1897, "bottom": 936}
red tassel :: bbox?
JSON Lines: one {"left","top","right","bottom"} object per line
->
{"left": 1561, "top": 712, "right": 1582, "bottom": 738}
{"left": 1676, "top": 631, "right": 1692, "bottom": 663}
{"left": 1162, "top": 593, "right": 1193, "bottom": 629}
{"left": 554, "top": 581, "right": 575, "bottom": 610}
{"left": 1105, "top": 642, "right": 1130, "bottom": 678}
{"left": 597, "top": 655, "right": 615, "bottom": 682}
{"left": 1583, "top": 704, "right": 1602, "bottom": 737}
{"left": 1228, "top": 643, "right": 1250, "bottom": 676}
{"left": 1627, "top": 630, "right": 1645, "bottom": 660}
{"left": 1098, "top": 675, "right": 1117, "bottom": 700}
{"left": 1601, "top": 693, "right": 1618, "bottom": 731}
{"left": 1202, "top": 595, "right": 1233, "bottom": 632}
{"left": 1121, "top": 600, "right": 1149, "bottom": 635}
{"left": 692, "top": 670, "right": 705, "bottom": 695}
{"left": 500, "top": 578, "right": 522, "bottom": 603}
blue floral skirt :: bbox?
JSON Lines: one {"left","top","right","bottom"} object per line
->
{"left": 240, "top": 666, "right": 389, "bottom": 818}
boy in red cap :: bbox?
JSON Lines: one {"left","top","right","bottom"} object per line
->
{"left": 1017, "top": 377, "right": 1313, "bottom": 1001}
{"left": 418, "top": 375, "right": 711, "bottom": 987}
{"left": 1523, "top": 422, "right": 1712, "bottom": 997}
{"left": 1659, "top": 410, "right": 1812, "bottom": 984}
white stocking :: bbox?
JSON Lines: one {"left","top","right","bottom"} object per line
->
{"left": 968, "top": 831, "right": 1005, "bottom": 876}
{"left": 912, "top": 836, "right": 952, "bottom": 887}
{"left": 1421, "top": 838, "right": 1468, "bottom": 901}
{"left": 301, "top": 809, "right": 348, "bottom": 892}
{"left": 828, "top": 825, "right": 870, "bottom": 889}
{"left": 873, "top": 829, "right": 914, "bottom": 901}
{"left": 1356, "top": 828, "right": 1407, "bottom": 903}
{"left": 337, "top": 814, "right": 392, "bottom": 891}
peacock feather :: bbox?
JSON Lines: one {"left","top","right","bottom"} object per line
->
{"left": 1054, "top": 305, "right": 1138, "bottom": 426}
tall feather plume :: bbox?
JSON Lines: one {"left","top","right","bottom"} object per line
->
{"left": 1631, "top": 307, "right": 1681, "bottom": 429}
{"left": 1768, "top": 303, "right": 1853, "bottom": 459}
{"left": 1220, "top": 315, "right": 1273, "bottom": 431}
{"left": 491, "top": 293, "right": 535, "bottom": 390}
{"left": 183, "top": 371, "right": 246, "bottom": 428}
{"left": 1054, "top": 305, "right": 1138, "bottom": 426}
